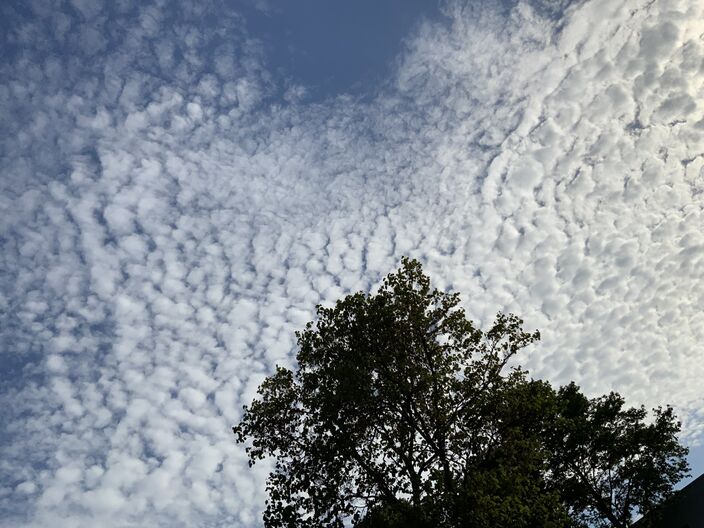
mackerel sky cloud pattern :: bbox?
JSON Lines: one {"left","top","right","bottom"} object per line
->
{"left": 1, "top": 0, "right": 704, "bottom": 526}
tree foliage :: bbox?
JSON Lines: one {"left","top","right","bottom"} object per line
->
{"left": 233, "top": 258, "right": 688, "bottom": 528}
{"left": 546, "top": 384, "right": 689, "bottom": 528}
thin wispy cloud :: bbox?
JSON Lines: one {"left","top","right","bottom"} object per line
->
{"left": 1, "top": 0, "right": 703, "bottom": 526}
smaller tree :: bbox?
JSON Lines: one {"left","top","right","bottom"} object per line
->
{"left": 546, "top": 383, "right": 689, "bottom": 528}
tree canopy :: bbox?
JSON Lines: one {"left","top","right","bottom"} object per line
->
{"left": 233, "top": 258, "right": 689, "bottom": 528}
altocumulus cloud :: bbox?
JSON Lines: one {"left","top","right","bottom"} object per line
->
{"left": 1, "top": 0, "right": 704, "bottom": 526}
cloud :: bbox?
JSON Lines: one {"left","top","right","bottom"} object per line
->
{"left": 2, "top": 0, "right": 704, "bottom": 526}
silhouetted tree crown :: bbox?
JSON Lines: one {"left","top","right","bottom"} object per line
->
{"left": 233, "top": 258, "right": 688, "bottom": 528}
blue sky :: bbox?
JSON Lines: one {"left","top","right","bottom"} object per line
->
{"left": 2, "top": 0, "right": 704, "bottom": 526}
{"left": 232, "top": 0, "right": 445, "bottom": 98}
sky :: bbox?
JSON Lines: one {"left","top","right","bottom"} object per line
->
{"left": 1, "top": 0, "right": 704, "bottom": 526}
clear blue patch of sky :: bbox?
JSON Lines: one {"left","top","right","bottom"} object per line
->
{"left": 230, "top": 0, "right": 446, "bottom": 100}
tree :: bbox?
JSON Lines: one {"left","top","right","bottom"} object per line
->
{"left": 233, "top": 258, "right": 688, "bottom": 528}
{"left": 545, "top": 383, "right": 689, "bottom": 528}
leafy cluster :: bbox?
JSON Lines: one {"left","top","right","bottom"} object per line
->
{"left": 233, "top": 258, "right": 688, "bottom": 528}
